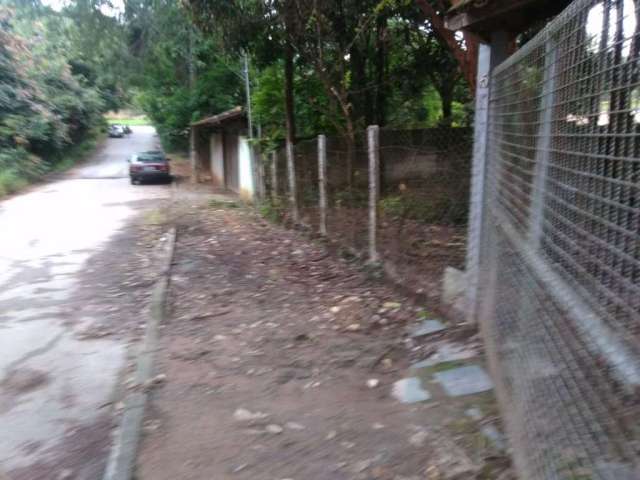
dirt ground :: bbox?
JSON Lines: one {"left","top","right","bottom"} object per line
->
{"left": 136, "top": 187, "right": 512, "bottom": 480}
{"left": 289, "top": 205, "right": 466, "bottom": 305}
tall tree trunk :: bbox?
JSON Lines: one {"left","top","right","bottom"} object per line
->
{"left": 345, "top": 116, "right": 355, "bottom": 190}
{"left": 440, "top": 85, "right": 454, "bottom": 127}
{"left": 374, "top": 13, "right": 388, "bottom": 126}
{"left": 415, "top": 0, "right": 480, "bottom": 93}
{"left": 349, "top": 43, "right": 369, "bottom": 125}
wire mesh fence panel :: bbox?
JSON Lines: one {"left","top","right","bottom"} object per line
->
{"left": 378, "top": 127, "right": 472, "bottom": 301}
{"left": 268, "top": 146, "right": 291, "bottom": 221}
{"left": 325, "top": 133, "right": 370, "bottom": 254}
{"left": 294, "top": 138, "right": 320, "bottom": 231}
{"left": 479, "top": 0, "right": 640, "bottom": 478}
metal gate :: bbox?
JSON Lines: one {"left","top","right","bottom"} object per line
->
{"left": 474, "top": 0, "right": 640, "bottom": 477}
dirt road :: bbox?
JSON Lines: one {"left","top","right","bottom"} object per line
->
{"left": 137, "top": 196, "right": 511, "bottom": 480}
{"left": 0, "top": 127, "right": 171, "bottom": 479}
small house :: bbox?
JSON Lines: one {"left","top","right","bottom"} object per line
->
{"left": 190, "top": 107, "right": 257, "bottom": 201}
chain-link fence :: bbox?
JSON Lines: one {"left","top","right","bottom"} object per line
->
{"left": 263, "top": 127, "right": 472, "bottom": 303}
{"left": 324, "top": 133, "right": 370, "bottom": 253}
{"left": 378, "top": 127, "right": 472, "bottom": 300}
{"left": 266, "top": 146, "right": 292, "bottom": 222}
{"left": 476, "top": 0, "right": 640, "bottom": 477}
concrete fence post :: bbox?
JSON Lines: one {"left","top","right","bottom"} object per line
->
{"left": 189, "top": 128, "right": 198, "bottom": 184}
{"left": 251, "top": 146, "right": 264, "bottom": 202}
{"left": 367, "top": 125, "right": 380, "bottom": 263}
{"left": 286, "top": 140, "right": 299, "bottom": 222}
{"left": 318, "top": 135, "right": 328, "bottom": 236}
{"left": 270, "top": 151, "right": 278, "bottom": 201}
{"left": 465, "top": 33, "right": 509, "bottom": 324}
{"left": 529, "top": 36, "right": 557, "bottom": 249}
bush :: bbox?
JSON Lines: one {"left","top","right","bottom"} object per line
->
{"left": 0, "top": 169, "right": 28, "bottom": 197}
{"left": 259, "top": 199, "right": 285, "bottom": 223}
{"left": 0, "top": 9, "right": 107, "bottom": 197}
{"left": 380, "top": 192, "right": 468, "bottom": 225}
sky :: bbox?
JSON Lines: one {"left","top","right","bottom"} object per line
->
{"left": 40, "top": 0, "right": 125, "bottom": 17}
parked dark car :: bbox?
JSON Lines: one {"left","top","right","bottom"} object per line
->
{"left": 108, "top": 125, "right": 124, "bottom": 138}
{"left": 123, "top": 125, "right": 132, "bottom": 134}
{"left": 128, "top": 151, "right": 171, "bottom": 185}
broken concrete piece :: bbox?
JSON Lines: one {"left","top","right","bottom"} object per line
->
{"left": 434, "top": 365, "right": 493, "bottom": 397}
{"left": 391, "top": 377, "right": 431, "bottom": 403}
{"left": 410, "top": 320, "right": 446, "bottom": 338}
{"left": 410, "top": 342, "right": 477, "bottom": 369}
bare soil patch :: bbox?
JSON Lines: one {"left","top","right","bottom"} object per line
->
{"left": 137, "top": 193, "right": 511, "bottom": 480}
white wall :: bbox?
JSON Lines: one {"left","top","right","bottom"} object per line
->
{"left": 238, "top": 136, "right": 254, "bottom": 200}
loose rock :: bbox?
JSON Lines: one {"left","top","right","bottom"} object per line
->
{"left": 265, "top": 424, "right": 284, "bottom": 434}
{"left": 233, "top": 408, "right": 268, "bottom": 422}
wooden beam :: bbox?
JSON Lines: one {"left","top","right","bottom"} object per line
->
{"left": 445, "top": 0, "right": 571, "bottom": 36}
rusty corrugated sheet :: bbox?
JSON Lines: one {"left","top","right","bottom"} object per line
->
{"left": 191, "top": 106, "right": 244, "bottom": 127}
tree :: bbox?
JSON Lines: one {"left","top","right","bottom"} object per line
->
{"left": 124, "top": 0, "right": 244, "bottom": 149}
{"left": 414, "top": 0, "right": 479, "bottom": 92}
{"left": 0, "top": 4, "right": 107, "bottom": 195}
{"left": 387, "top": 14, "right": 469, "bottom": 126}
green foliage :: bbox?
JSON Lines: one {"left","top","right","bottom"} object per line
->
{"left": 185, "top": 0, "right": 472, "bottom": 148}
{"left": 125, "top": 1, "right": 244, "bottom": 151}
{"left": 0, "top": 169, "right": 28, "bottom": 197}
{"left": 107, "top": 117, "right": 150, "bottom": 126}
{"left": 259, "top": 198, "right": 286, "bottom": 223}
{"left": 0, "top": 4, "right": 112, "bottom": 196}
{"left": 253, "top": 61, "right": 335, "bottom": 148}
{"left": 332, "top": 188, "right": 369, "bottom": 208}
{"left": 380, "top": 191, "right": 468, "bottom": 225}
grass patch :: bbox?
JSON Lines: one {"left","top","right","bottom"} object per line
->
{"left": 259, "top": 199, "right": 285, "bottom": 223}
{"left": 143, "top": 208, "right": 168, "bottom": 226}
{"left": 52, "top": 129, "right": 105, "bottom": 173}
{"left": 418, "top": 360, "right": 468, "bottom": 376}
{"left": 0, "top": 170, "right": 29, "bottom": 197}
{"left": 428, "top": 359, "right": 467, "bottom": 373}
{"left": 0, "top": 127, "right": 106, "bottom": 199}
{"left": 106, "top": 117, "right": 150, "bottom": 126}
{"left": 380, "top": 191, "right": 468, "bottom": 225}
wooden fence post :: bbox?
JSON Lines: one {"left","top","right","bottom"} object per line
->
{"left": 318, "top": 135, "right": 328, "bottom": 236}
{"left": 367, "top": 125, "right": 380, "bottom": 263}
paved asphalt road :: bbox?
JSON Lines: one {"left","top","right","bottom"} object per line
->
{"left": 0, "top": 126, "right": 170, "bottom": 479}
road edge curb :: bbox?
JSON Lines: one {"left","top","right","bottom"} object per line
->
{"left": 101, "top": 226, "right": 177, "bottom": 480}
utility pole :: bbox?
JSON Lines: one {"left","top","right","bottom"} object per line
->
{"left": 243, "top": 52, "right": 253, "bottom": 139}
{"left": 283, "top": 0, "right": 299, "bottom": 221}
{"left": 243, "top": 51, "right": 262, "bottom": 200}
{"left": 189, "top": 27, "right": 198, "bottom": 184}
